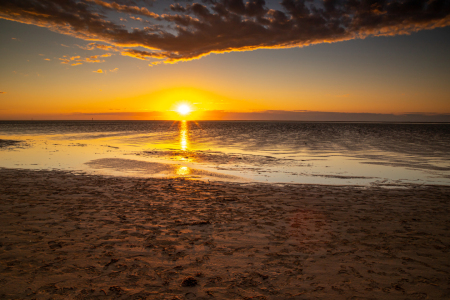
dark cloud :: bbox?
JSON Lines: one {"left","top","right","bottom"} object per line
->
{"left": 112, "top": 0, "right": 156, "bottom": 5}
{"left": 121, "top": 49, "right": 163, "bottom": 60}
{"left": 170, "top": 3, "right": 188, "bottom": 12}
{"left": 87, "top": 0, "right": 159, "bottom": 18}
{"left": 0, "top": 0, "right": 449, "bottom": 64}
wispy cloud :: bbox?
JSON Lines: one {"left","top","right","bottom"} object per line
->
{"left": 77, "top": 43, "right": 121, "bottom": 52}
{"left": 129, "top": 16, "right": 142, "bottom": 21}
{"left": 93, "top": 69, "right": 103, "bottom": 73}
{"left": 1, "top": 0, "right": 449, "bottom": 64}
{"left": 109, "top": 68, "right": 118, "bottom": 72}
{"left": 59, "top": 53, "right": 113, "bottom": 65}
{"left": 0, "top": 91, "right": 5, "bottom": 94}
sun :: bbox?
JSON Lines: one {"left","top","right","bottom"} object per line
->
{"left": 177, "top": 104, "right": 191, "bottom": 116}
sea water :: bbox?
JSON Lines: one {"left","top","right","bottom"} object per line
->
{"left": 0, "top": 121, "right": 449, "bottom": 186}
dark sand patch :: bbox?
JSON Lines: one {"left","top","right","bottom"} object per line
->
{"left": 0, "top": 139, "right": 23, "bottom": 149}
{"left": 140, "top": 149, "right": 302, "bottom": 167}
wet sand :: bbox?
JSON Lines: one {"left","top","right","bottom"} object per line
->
{"left": 0, "top": 168, "right": 449, "bottom": 299}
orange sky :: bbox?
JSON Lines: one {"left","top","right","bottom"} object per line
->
{"left": 0, "top": 0, "right": 450, "bottom": 120}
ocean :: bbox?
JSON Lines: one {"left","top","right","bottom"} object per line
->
{"left": 0, "top": 120, "right": 449, "bottom": 186}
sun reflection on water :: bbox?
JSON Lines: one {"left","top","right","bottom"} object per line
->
{"left": 176, "top": 121, "right": 192, "bottom": 176}
{"left": 176, "top": 165, "right": 191, "bottom": 176}
{"left": 180, "top": 120, "right": 189, "bottom": 151}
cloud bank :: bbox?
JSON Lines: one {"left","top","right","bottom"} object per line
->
{"left": 201, "top": 110, "right": 450, "bottom": 122}
{"left": 1, "top": 0, "right": 449, "bottom": 63}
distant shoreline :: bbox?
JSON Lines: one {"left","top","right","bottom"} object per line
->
{"left": 1, "top": 119, "right": 450, "bottom": 124}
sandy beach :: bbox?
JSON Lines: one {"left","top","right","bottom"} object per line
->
{"left": 0, "top": 168, "right": 449, "bottom": 299}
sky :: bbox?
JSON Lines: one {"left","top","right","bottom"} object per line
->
{"left": 0, "top": 0, "right": 450, "bottom": 121}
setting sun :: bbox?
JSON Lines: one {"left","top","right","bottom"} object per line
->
{"left": 177, "top": 104, "right": 191, "bottom": 116}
